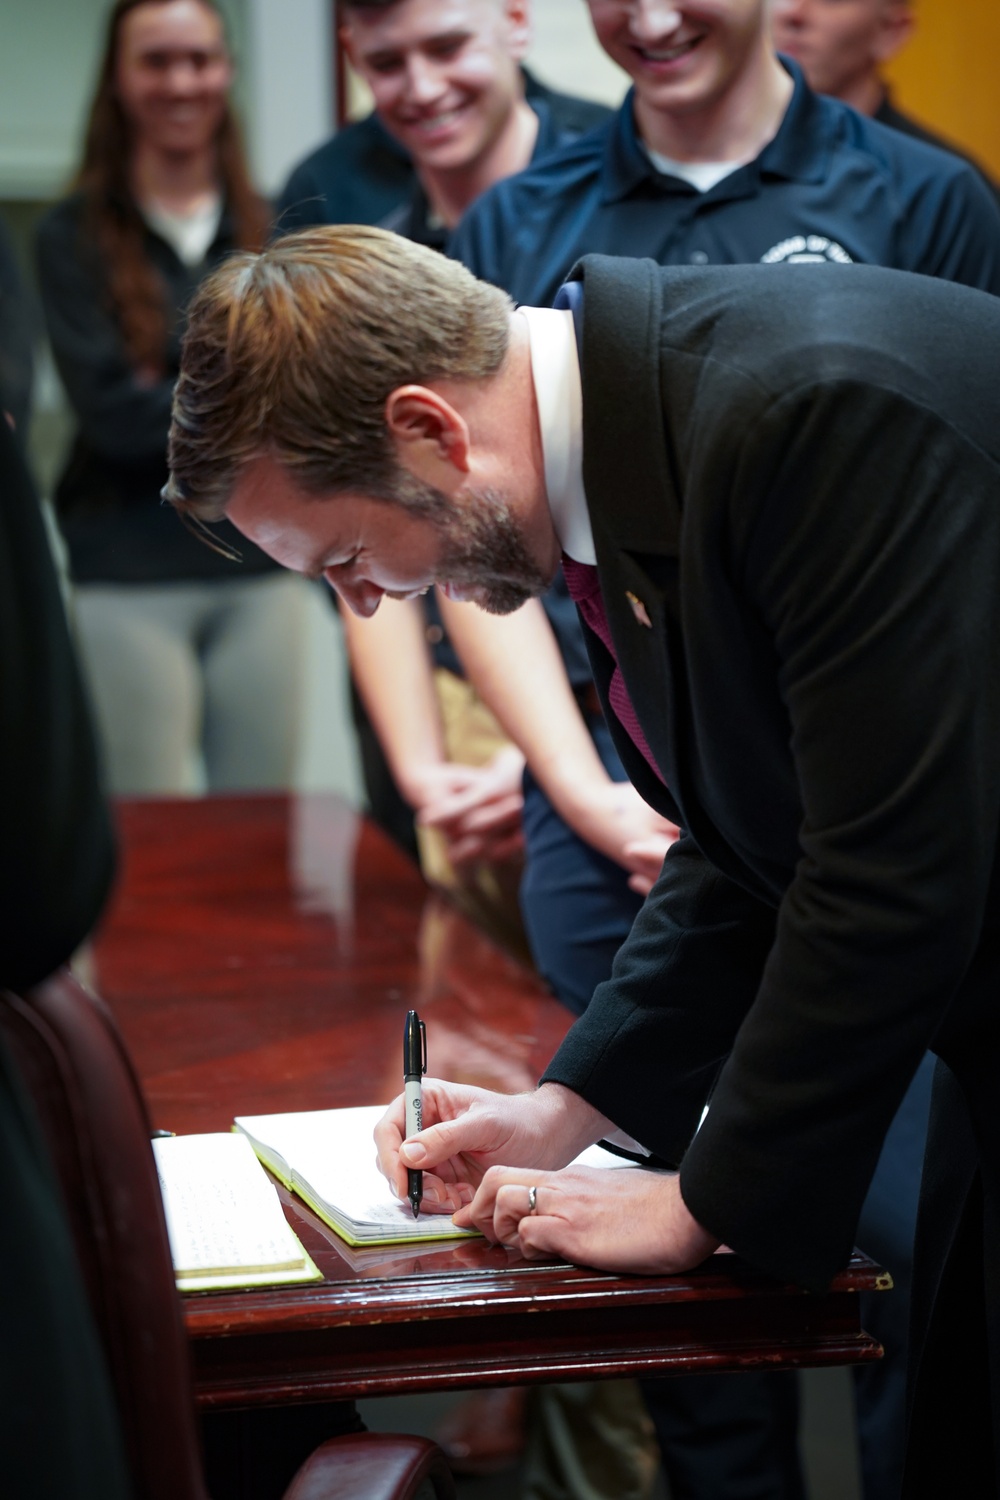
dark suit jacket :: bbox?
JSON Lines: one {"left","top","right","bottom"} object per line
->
{"left": 543, "top": 256, "right": 1000, "bottom": 1297}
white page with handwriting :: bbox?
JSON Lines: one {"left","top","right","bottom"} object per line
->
{"left": 153, "top": 1131, "right": 307, "bottom": 1276}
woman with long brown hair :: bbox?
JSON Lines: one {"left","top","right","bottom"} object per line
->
{"left": 36, "top": 0, "right": 311, "bottom": 794}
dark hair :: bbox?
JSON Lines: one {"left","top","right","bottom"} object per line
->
{"left": 74, "top": 0, "right": 269, "bottom": 372}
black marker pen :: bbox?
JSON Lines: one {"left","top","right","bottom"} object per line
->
{"left": 403, "top": 1009, "right": 426, "bottom": 1217}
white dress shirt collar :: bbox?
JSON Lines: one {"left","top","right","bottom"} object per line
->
{"left": 517, "top": 305, "right": 595, "bottom": 565}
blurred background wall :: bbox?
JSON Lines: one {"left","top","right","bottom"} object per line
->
{"left": 883, "top": 0, "right": 1000, "bottom": 180}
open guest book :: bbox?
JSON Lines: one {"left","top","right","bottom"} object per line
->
{"left": 153, "top": 1131, "right": 322, "bottom": 1291}
{"left": 233, "top": 1104, "right": 639, "bottom": 1249}
{"left": 234, "top": 1104, "right": 474, "bottom": 1247}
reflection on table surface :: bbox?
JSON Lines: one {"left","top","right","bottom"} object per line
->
{"left": 95, "top": 793, "right": 566, "bottom": 1134}
{"left": 91, "top": 795, "right": 884, "bottom": 1407}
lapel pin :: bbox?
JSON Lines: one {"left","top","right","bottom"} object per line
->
{"left": 626, "top": 590, "right": 652, "bottom": 629}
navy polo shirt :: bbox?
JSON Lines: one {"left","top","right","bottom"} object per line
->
{"left": 381, "top": 97, "right": 593, "bottom": 252}
{"left": 451, "top": 60, "right": 1000, "bottom": 308}
{"left": 450, "top": 60, "right": 1000, "bottom": 684}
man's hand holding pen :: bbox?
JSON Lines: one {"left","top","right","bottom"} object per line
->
{"left": 376, "top": 1080, "right": 597, "bottom": 1212}
{"left": 375, "top": 1078, "right": 719, "bottom": 1274}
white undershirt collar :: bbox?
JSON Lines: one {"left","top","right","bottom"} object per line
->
{"left": 642, "top": 144, "right": 742, "bottom": 194}
{"left": 142, "top": 193, "right": 222, "bottom": 267}
{"left": 517, "top": 305, "right": 595, "bottom": 565}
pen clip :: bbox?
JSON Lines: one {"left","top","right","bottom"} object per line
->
{"left": 419, "top": 1018, "right": 427, "bottom": 1076}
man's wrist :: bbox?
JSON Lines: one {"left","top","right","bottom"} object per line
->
{"left": 536, "top": 1081, "right": 615, "bottom": 1166}
{"left": 397, "top": 757, "right": 450, "bottom": 811}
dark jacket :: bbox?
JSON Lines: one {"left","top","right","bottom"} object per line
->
{"left": 35, "top": 192, "right": 275, "bottom": 584}
{"left": 0, "top": 419, "right": 114, "bottom": 990}
{"left": 543, "top": 256, "right": 1000, "bottom": 1305}
{"left": 874, "top": 90, "right": 999, "bottom": 202}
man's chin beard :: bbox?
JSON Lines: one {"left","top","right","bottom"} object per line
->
{"left": 392, "top": 475, "right": 552, "bottom": 615}
{"left": 470, "top": 579, "right": 538, "bottom": 615}
{"left": 441, "top": 489, "right": 552, "bottom": 613}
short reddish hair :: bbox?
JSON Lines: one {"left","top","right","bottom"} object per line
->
{"left": 165, "top": 225, "right": 512, "bottom": 520}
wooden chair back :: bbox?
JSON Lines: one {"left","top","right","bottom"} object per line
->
{"left": 0, "top": 972, "right": 209, "bottom": 1500}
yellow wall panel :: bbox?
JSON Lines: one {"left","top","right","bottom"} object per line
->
{"left": 883, "top": 0, "right": 1000, "bottom": 179}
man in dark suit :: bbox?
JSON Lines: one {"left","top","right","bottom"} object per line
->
{"left": 165, "top": 227, "right": 1000, "bottom": 1497}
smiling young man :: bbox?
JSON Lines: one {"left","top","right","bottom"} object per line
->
{"left": 165, "top": 223, "right": 1000, "bottom": 1500}
{"left": 339, "top": 0, "right": 539, "bottom": 238}
{"left": 278, "top": 0, "right": 610, "bottom": 242}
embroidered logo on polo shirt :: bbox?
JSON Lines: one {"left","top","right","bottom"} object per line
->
{"left": 760, "top": 235, "right": 854, "bottom": 265}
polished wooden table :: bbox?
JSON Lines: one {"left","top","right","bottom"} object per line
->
{"left": 92, "top": 794, "right": 883, "bottom": 1410}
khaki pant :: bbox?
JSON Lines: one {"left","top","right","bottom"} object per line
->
{"left": 72, "top": 573, "right": 311, "bottom": 794}
{"left": 524, "top": 1381, "right": 659, "bottom": 1500}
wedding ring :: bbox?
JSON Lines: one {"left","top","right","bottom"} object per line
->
{"left": 527, "top": 1184, "right": 538, "bottom": 1214}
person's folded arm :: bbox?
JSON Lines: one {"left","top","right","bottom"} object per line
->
{"left": 341, "top": 596, "right": 453, "bottom": 808}
{"left": 35, "top": 204, "right": 174, "bottom": 464}
{"left": 342, "top": 596, "right": 522, "bottom": 863}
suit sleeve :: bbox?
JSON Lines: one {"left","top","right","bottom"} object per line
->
{"left": 0, "top": 422, "right": 115, "bottom": 990}
{"left": 542, "top": 830, "right": 777, "bottom": 1164}
{"left": 680, "top": 379, "right": 1000, "bottom": 1288}
{"left": 551, "top": 376, "right": 1000, "bottom": 1290}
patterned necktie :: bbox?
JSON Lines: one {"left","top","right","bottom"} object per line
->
{"left": 561, "top": 555, "right": 663, "bottom": 783}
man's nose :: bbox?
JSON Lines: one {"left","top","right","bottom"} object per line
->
{"left": 323, "top": 569, "right": 385, "bottom": 618}
{"left": 403, "top": 55, "right": 448, "bottom": 107}
{"left": 163, "top": 59, "right": 202, "bottom": 94}
{"left": 629, "top": 1, "right": 683, "bottom": 43}
{"left": 770, "top": 0, "right": 806, "bottom": 27}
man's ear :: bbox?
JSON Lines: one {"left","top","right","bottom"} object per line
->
{"left": 873, "top": 3, "right": 915, "bottom": 65}
{"left": 503, "top": 0, "right": 533, "bottom": 65}
{"left": 385, "top": 386, "right": 472, "bottom": 484}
